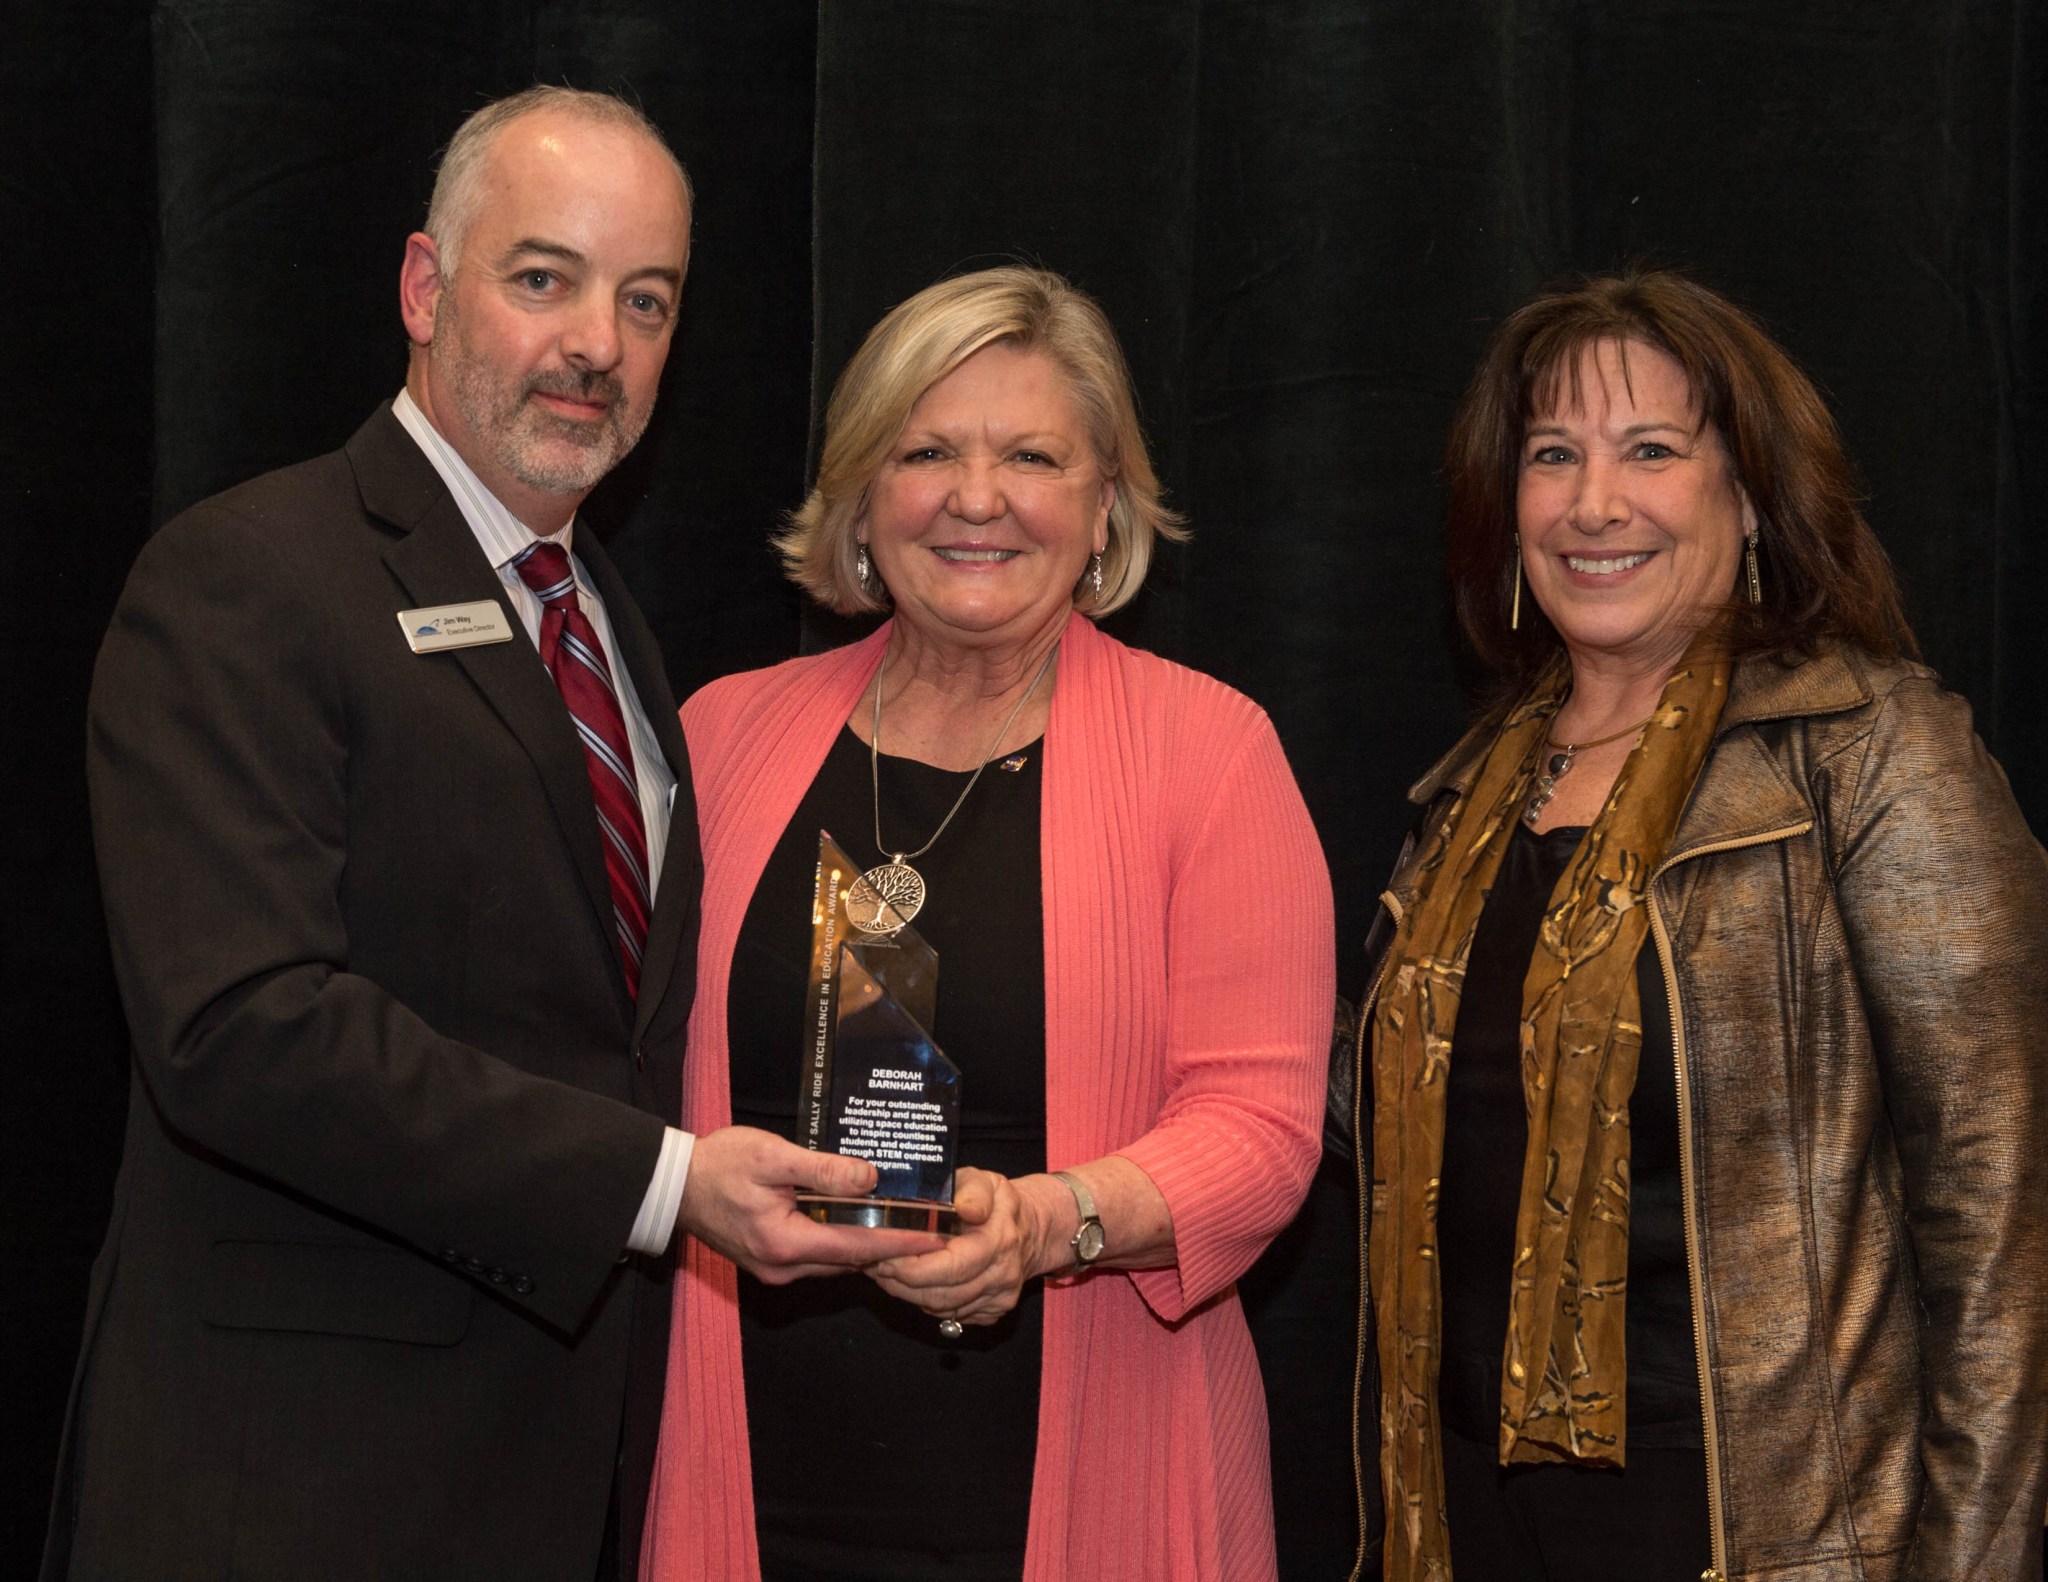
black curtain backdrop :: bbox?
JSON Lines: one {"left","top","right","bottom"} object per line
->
{"left": 6, "top": 2, "right": 2043, "bottom": 1574}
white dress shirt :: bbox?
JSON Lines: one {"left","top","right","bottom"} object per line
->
{"left": 393, "top": 391, "right": 692, "bottom": 1255}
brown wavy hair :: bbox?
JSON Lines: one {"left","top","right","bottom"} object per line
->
{"left": 1445, "top": 268, "right": 1917, "bottom": 693}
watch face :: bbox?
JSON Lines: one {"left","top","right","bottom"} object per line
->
{"left": 1075, "top": 1221, "right": 1106, "bottom": 1263}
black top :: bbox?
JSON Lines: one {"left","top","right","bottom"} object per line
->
{"left": 728, "top": 725, "right": 1048, "bottom": 1581}
{"left": 1435, "top": 821, "right": 1705, "bottom": 1451}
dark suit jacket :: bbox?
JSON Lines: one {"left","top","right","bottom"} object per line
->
{"left": 43, "top": 406, "right": 700, "bottom": 1581}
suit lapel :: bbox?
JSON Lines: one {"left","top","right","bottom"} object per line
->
{"left": 577, "top": 535, "right": 700, "bottom": 1047}
{"left": 348, "top": 411, "right": 621, "bottom": 1002}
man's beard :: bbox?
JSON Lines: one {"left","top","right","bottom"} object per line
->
{"left": 439, "top": 304, "right": 650, "bottom": 498}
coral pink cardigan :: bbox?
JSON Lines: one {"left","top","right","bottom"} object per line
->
{"left": 641, "top": 614, "right": 1334, "bottom": 1581}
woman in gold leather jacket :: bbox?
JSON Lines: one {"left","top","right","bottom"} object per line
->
{"left": 1359, "top": 269, "right": 2048, "bottom": 1582}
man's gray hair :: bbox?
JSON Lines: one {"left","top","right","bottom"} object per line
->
{"left": 424, "top": 86, "right": 692, "bottom": 278}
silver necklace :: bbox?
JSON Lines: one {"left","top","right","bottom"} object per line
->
{"left": 846, "top": 642, "right": 1060, "bottom": 935}
{"left": 1521, "top": 711, "right": 1655, "bottom": 827}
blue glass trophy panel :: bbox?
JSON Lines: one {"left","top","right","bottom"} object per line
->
{"left": 831, "top": 947, "right": 959, "bottom": 1205}
{"left": 798, "top": 831, "right": 961, "bottom": 1233}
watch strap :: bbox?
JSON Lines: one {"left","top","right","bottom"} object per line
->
{"left": 1052, "top": 1169, "right": 1104, "bottom": 1268}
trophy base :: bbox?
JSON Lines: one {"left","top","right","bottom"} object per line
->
{"left": 797, "top": 1194, "right": 961, "bottom": 1235}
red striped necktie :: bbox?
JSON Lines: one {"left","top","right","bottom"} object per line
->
{"left": 512, "top": 540, "right": 651, "bottom": 998}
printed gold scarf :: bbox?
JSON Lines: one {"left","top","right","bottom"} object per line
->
{"left": 1369, "top": 649, "right": 1728, "bottom": 1581}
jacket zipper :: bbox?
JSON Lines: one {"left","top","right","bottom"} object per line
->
{"left": 1349, "top": 890, "right": 1402, "bottom": 1582}
{"left": 1649, "top": 821, "right": 1811, "bottom": 1582}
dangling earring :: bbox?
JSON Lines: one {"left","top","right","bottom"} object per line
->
{"left": 1510, "top": 534, "right": 1523, "bottom": 631}
{"left": 1744, "top": 528, "right": 1763, "bottom": 606}
{"left": 856, "top": 542, "right": 874, "bottom": 594}
{"left": 1088, "top": 552, "right": 1104, "bottom": 597}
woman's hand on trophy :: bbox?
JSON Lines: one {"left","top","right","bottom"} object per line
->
{"left": 868, "top": 1155, "right": 1179, "bottom": 1327}
{"left": 864, "top": 1167, "right": 1071, "bottom": 1326}
{"left": 677, "top": 1125, "right": 946, "bottom": 1283}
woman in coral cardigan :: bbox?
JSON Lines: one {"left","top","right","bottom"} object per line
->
{"left": 640, "top": 266, "right": 1334, "bottom": 1581}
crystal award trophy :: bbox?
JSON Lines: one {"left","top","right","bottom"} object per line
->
{"left": 795, "top": 831, "right": 961, "bottom": 1234}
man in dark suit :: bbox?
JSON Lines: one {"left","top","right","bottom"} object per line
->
{"left": 44, "top": 86, "right": 931, "bottom": 1582}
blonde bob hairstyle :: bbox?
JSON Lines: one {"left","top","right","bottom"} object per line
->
{"left": 777, "top": 266, "right": 1186, "bottom": 616}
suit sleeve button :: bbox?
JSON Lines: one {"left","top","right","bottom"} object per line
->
{"left": 442, "top": 1248, "right": 461, "bottom": 1262}
{"left": 463, "top": 1256, "right": 484, "bottom": 1273}
{"left": 486, "top": 1267, "right": 508, "bottom": 1284}
{"left": 512, "top": 1275, "right": 536, "bottom": 1295}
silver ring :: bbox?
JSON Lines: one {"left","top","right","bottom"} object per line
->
{"left": 938, "top": 1317, "right": 964, "bottom": 1339}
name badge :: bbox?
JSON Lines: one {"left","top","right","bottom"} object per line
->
{"left": 398, "top": 601, "right": 516, "bottom": 654}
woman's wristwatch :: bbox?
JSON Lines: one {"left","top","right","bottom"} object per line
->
{"left": 1052, "top": 1169, "right": 1105, "bottom": 1271}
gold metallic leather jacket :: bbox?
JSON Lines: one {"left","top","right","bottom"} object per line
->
{"left": 1355, "top": 646, "right": 2048, "bottom": 1581}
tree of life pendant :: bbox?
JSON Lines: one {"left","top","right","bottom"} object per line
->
{"left": 848, "top": 859, "right": 926, "bottom": 935}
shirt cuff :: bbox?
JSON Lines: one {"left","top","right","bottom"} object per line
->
{"left": 625, "top": 1127, "right": 695, "bottom": 1256}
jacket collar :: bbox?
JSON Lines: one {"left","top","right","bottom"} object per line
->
{"left": 349, "top": 399, "right": 461, "bottom": 536}
{"left": 1405, "top": 645, "right": 1875, "bottom": 808}
{"left": 1718, "top": 644, "right": 1871, "bottom": 731}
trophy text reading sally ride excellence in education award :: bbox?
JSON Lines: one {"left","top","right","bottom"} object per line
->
{"left": 795, "top": 831, "right": 962, "bottom": 1234}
